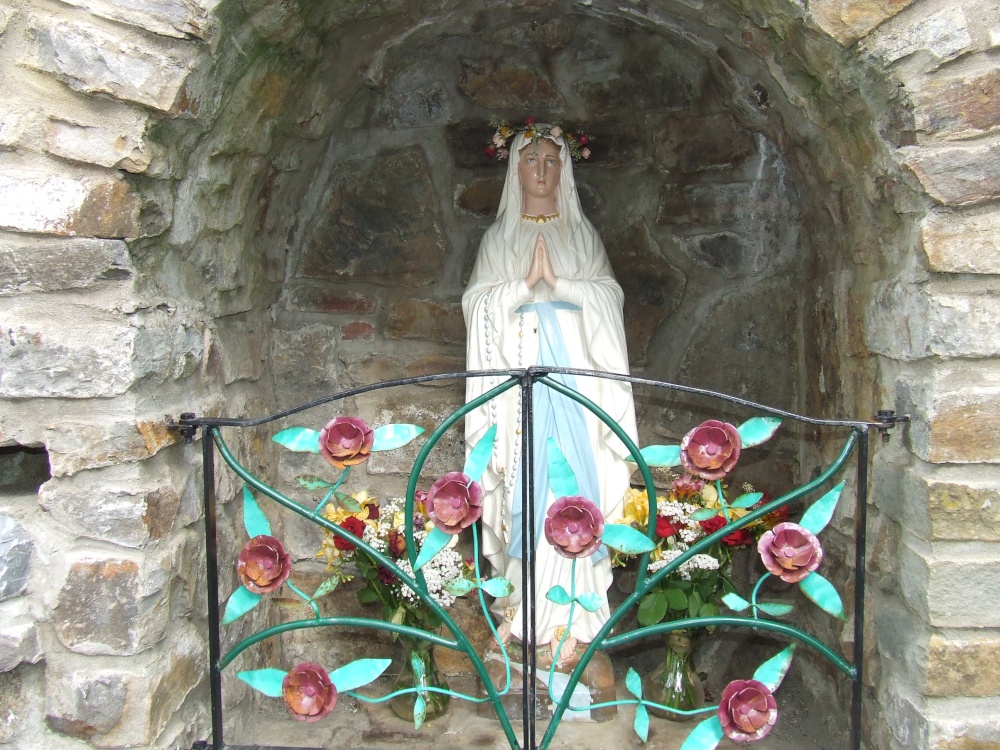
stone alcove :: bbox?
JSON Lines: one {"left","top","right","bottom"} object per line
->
{"left": 0, "top": 0, "right": 998, "bottom": 748}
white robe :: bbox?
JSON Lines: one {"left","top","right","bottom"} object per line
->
{"left": 463, "top": 132, "right": 638, "bottom": 645}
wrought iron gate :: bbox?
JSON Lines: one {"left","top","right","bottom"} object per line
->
{"left": 173, "top": 367, "right": 904, "bottom": 750}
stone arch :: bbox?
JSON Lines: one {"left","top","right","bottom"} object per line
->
{"left": 0, "top": 0, "right": 997, "bottom": 748}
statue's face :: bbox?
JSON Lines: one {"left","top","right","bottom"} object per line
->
{"left": 518, "top": 139, "right": 561, "bottom": 204}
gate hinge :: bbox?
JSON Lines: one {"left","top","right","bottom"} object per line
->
{"left": 167, "top": 412, "right": 199, "bottom": 443}
{"left": 874, "top": 410, "right": 909, "bottom": 442}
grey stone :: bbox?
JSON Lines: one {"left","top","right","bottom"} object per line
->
{"left": 921, "top": 207, "right": 1000, "bottom": 274}
{"left": 862, "top": 5, "right": 973, "bottom": 65}
{"left": 0, "top": 516, "right": 31, "bottom": 603}
{"left": 44, "top": 117, "right": 156, "bottom": 174}
{"left": 58, "top": 0, "right": 216, "bottom": 41}
{"left": 0, "top": 601, "right": 41, "bottom": 672}
{"left": 0, "top": 236, "right": 131, "bottom": 295}
{"left": 903, "top": 141, "right": 1000, "bottom": 205}
{"left": 0, "top": 110, "right": 25, "bottom": 150}
{"left": 42, "top": 418, "right": 179, "bottom": 477}
{"left": 809, "top": 0, "right": 917, "bottom": 46}
{"left": 270, "top": 323, "right": 339, "bottom": 409}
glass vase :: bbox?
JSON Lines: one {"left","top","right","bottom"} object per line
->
{"left": 643, "top": 630, "right": 705, "bottom": 722}
{"left": 389, "top": 636, "right": 450, "bottom": 723}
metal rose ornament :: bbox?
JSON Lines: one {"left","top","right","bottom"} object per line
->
{"left": 426, "top": 471, "right": 483, "bottom": 535}
{"left": 318, "top": 416, "right": 374, "bottom": 469}
{"left": 282, "top": 662, "right": 337, "bottom": 722}
{"left": 237, "top": 535, "right": 291, "bottom": 594}
{"left": 757, "top": 522, "right": 824, "bottom": 583}
{"left": 680, "top": 419, "right": 742, "bottom": 480}
{"left": 544, "top": 495, "right": 605, "bottom": 559}
{"left": 718, "top": 678, "right": 778, "bottom": 742}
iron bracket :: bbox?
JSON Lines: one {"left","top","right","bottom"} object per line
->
{"left": 167, "top": 412, "right": 200, "bottom": 443}
{"left": 874, "top": 410, "right": 909, "bottom": 442}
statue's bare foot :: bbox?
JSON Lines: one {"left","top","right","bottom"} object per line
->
{"left": 549, "top": 636, "right": 580, "bottom": 670}
{"left": 497, "top": 620, "right": 512, "bottom": 645}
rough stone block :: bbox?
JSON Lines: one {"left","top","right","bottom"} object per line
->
{"left": 213, "top": 313, "right": 264, "bottom": 385}
{"left": 455, "top": 177, "right": 503, "bottom": 217}
{"left": 862, "top": 5, "right": 973, "bottom": 66}
{"left": 360, "top": 394, "right": 465, "bottom": 480}
{"left": 903, "top": 141, "right": 1000, "bottom": 206}
{"left": 920, "top": 470, "right": 1000, "bottom": 542}
{"left": 340, "top": 321, "right": 374, "bottom": 341}
{"left": 913, "top": 66, "right": 1000, "bottom": 141}
{"left": 270, "top": 323, "right": 339, "bottom": 406}
{"left": 927, "top": 633, "right": 1000, "bottom": 697}
{"left": 809, "top": 0, "right": 916, "bottom": 46}
{"left": 283, "top": 285, "right": 377, "bottom": 314}
{"left": 403, "top": 355, "right": 466, "bottom": 382}
{"left": 44, "top": 116, "right": 155, "bottom": 174}
{"left": 0, "top": 236, "right": 131, "bottom": 295}
{"left": 921, "top": 208, "right": 1000, "bottom": 274}
{"left": 386, "top": 298, "right": 464, "bottom": 344}
{"left": 900, "top": 539, "right": 1000, "bottom": 628}
{"left": 0, "top": 171, "right": 144, "bottom": 237}
{"left": 655, "top": 114, "right": 755, "bottom": 173}
{"left": 0, "top": 600, "right": 41, "bottom": 672}
{"left": 0, "top": 515, "right": 32, "bottom": 602}
{"left": 58, "top": 0, "right": 216, "bottom": 41}
{"left": 0, "top": 110, "right": 26, "bottom": 150}
{"left": 53, "top": 554, "right": 169, "bottom": 655}
{"left": 657, "top": 182, "right": 747, "bottom": 226}
{"left": 926, "top": 698, "right": 1000, "bottom": 748}
{"left": 458, "top": 58, "right": 563, "bottom": 110}
{"left": 29, "top": 18, "right": 198, "bottom": 112}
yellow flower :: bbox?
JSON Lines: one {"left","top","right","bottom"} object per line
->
{"left": 621, "top": 488, "right": 649, "bottom": 528}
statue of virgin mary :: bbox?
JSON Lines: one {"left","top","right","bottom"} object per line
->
{"left": 463, "top": 126, "right": 638, "bottom": 656}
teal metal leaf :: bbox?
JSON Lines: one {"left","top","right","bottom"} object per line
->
{"left": 312, "top": 577, "right": 340, "bottom": 600}
{"left": 463, "top": 424, "right": 497, "bottom": 483}
{"left": 729, "top": 492, "right": 764, "bottom": 509}
{"left": 737, "top": 417, "right": 782, "bottom": 448}
{"left": 757, "top": 602, "right": 794, "bottom": 617}
{"left": 799, "top": 481, "right": 846, "bottom": 535}
{"left": 603, "top": 524, "right": 657, "bottom": 554}
{"left": 481, "top": 577, "right": 514, "bottom": 598}
{"left": 679, "top": 716, "right": 725, "bottom": 750}
{"left": 242, "top": 484, "right": 271, "bottom": 538}
{"left": 637, "top": 591, "right": 668, "bottom": 626}
{"left": 295, "top": 474, "right": 333, "bottom": 491}
{"left": 411, "top": 652, "right": 426, "bottom": 683}
{"left": 752, "top": 644, "right": 796, "bottom": 692}
{"left": 625, "top": 667, "right": 643, "bottom": 699}
{"left": 337, "top": 492, "right": 362, "bottom": 513}
{"left": 634, "top": 703, "right": 650, "bottom": 743}
{"left": 413, "top": 694, "right": 426, "bottom": 730}
{"left": 236, "top": 668, "right": 286, "bottom": 698}
{"left": 576, "top": 591, "right": 605, "bottom": 613}
{"left": 272, "top": 427, "right": 320, "bottom": 453}
{"left": 414, "top": 526, "right": 451, "bottom": 571}
{"left": 371, "top": 424, "right": 425, "bottom": 452}
{"left": 722, "top": 593, "right": 750, "bottom": 612}
{"left": 546, "top": 585, "right": 573, "bottom": 606}
{"left": 546, "top": 438, "right": 579, "bottom": 498}
{"left": 799, "top": 572, "right": 846, "bottom": 619}
{"left": 444, "top": 577, "right": 476, "bottom": 596}
{"left": 630, "top": 444, "right": 681, "bottom": 467}
{"left": 689, "top": 508, "right": 719, "bottom": 522}
{"left": 222, "top": 586, "right": 262, "bottom": 625}
{"left": 329, "top": 658, "right": 391, "bottom": 692}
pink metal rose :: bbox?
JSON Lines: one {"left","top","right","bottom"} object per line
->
{"left": 318, "top": 416, "right": 374, "bottom": 469}
{"left": 426, "top": 471, "right": 483, "bottom": 535}
{"left": 544, "top": 495, "right": 605, "bottom": 559}
{"left": 680, "top": 419, "right": 742, "bottom": 480}
{"left": 758, "top": 522, "right": 823, "bottom": 583}
{"left": 282, "top": 662, "right": 337, "bottom": 722}
{"left": 237, "top": 535, "right": 291, "bottom": 594}
{"left": 718, "top": 679, "right": 778, "bottom": 743}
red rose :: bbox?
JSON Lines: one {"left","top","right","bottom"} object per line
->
{"left": 699, "top": 516, "right": 726, "bottom": 535}
{"left": 655, "top": 516, "right": 679, "bottom": 538}
{"left": 722, "top": 528, "right": 754, "bottom": 547}
{"left": 333, "top": 516, "right": 366, "bottom": 552}
{"left": 578, "top": 135, "right": 589, "bottom": 145}
{"left": 524, "top": 117, "right": 535, "bottom": 124}
{"left": 377, "top": 565, "right": 396, "bottom": 585}
{"left": 365, "top": 502, "right": 380, "bottom": 520}
{"left": 387, "top": 528, "right": 407, "bottom": 558}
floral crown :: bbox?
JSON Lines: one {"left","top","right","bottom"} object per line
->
{"left": 485, "top": 117, "right": 593, "bottom": 162}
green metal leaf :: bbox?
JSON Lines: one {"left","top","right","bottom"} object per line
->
{"left": 752, "top": 644, "right": 796, "bottom": 692}
{"left": 295, "top": 475, "right": 333, "bottom": 491}
{"left": 444, "top": 577, "right": 476, "bottom": 596}
{"left": 242, "top": 484, "right": 271, "bottom": 538}
{"left": 729, "top": 492, "right": 764, "bottom": 509}
{"left": 576, "top": 591, "right": 605, "bottom": 613}
{"left": 737, "top": 416, "right": 782, "bottom": 448}
{"left": 625, "top": 667, "right": 643, "bottom": 699}
{"left": 689, "top": 508, "right": 719, "bottom": 522}
{"left": 312, "top": 577, "right": 340, "bottom": 600}
{"left": 546, "top": 438, "right": 579, "bottom": 498}
{"left": 272, "top": 427, "right": 320, "bottom": 453}
{"left": 329, "top": 658, "right": 391, "bottom": 692}
{"left": 757, "top": 602, "right": 794, "bottom": 617}
{"left": 411, "top": 652, "right": 426, "bottom": 683}
{"left": 413, "top": 694, "right": 426, "bottom": 730}
{"left": 463, "top": 424, "right": 497, "bottom": 483}
{"left": 336, "top": 492, "right": 362, "bottom": 513}
{"left": 371, "top": 424, "right": 425, "bottom": 452}
{"left": 236, "top": 668, "right": 287, "bottom": 698}
{"left": 546, "top": 585, "right": 573, "bottom": 606}
{"left": 799, "top": 481, "right": 846, "bottom": 535}
{"left": 413, "top": 526, "right": 451, "bottom": 571}
{"left": 665, "top": 588, "right": 688, "bottom": 611}
{"left": 628, "top": 444, "right": 681, "bottom": 467}
{"left": 634, "top": 703, "right": 650, "bottom": 743}
{"left": 481, "top": 577, "right": 514, "bottom": 598}
{"left": 637, "top": 591, "right": 668, "bottom": 626}
{"left": 799, "top": 572, "right": 846, "bottom": 619}
{"left": 603, "top": 523, "right": 657, "bottom": 554}
{"left": 679, "top": 716, "right": 725, "bottom": 750}
{"left": 222, "top": 586, "right": 262, "bottom": 625}
{"left": 722, "top": 593, "right": 750, "bottom": 612}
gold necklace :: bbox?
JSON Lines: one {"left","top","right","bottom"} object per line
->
{"left": 520, "top": 212, "right": 560, "bottom": 224}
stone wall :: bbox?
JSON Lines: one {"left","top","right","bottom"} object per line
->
{"left": 0, "top": 0, "right": 997, "bottom": 748}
